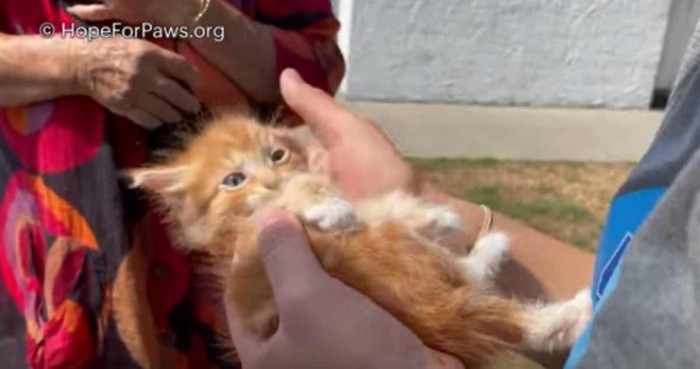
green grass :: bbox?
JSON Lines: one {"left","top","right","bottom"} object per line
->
{"left": 405, "top": 157, "right": 632, "bottom": 251}
{"left": 573, "top": 238, "right": 590, "bottom": 249}
{"left": 410, "top": 157, "right": 501, "bottom": 169}
{"left": 536, "top": 184, "right": 556, "bottom": 195}
{"left": 466, "top": 185, "right": 502, "bottom": 208}
{"left": 462, "top": 185, "right": 592, "bottom": 224}
{"left": 564, "top": 167, "right": 582, "bottom": 182}
{"left": 504, "top": 199, "right": 593, "bottom": 223}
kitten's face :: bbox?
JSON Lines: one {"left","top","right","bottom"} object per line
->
{"left": 125, "top": 115, "right": 310, "bottom": 244}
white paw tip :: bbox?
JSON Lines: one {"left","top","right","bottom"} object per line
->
{"left": 572, "top": 289, "right": 593, "bottom": 312}
{"left": 570, "top": 289, "right": 593, "bottom": 336}
{"left": 303, "top": 197, "right": 357, "bottom": 231}
{"left": 474, "top": 232, "right": 511, "bottom": 256}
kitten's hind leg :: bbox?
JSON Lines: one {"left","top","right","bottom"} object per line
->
{"left": 520, "top": 289, "right": 592, "bottom": 353}
{"left": 459, "top": 232, "right": 510, "bottom": 284}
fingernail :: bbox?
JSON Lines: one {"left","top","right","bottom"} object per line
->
{"left": 280, "top": 69, "right": 302, "bottom": 100}
{"left": 283, "top": 68, "right": 302, "bottom": 83}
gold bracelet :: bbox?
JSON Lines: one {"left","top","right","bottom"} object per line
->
{"left": 474, "top": 205, "right": 494, "bottom": 245}
{"left": 194, "top": 0, "right": 212, "bottom": 23}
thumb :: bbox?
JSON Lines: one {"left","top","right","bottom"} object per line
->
{"left": 280, "top": 68, "right": 356, "bottom": 148}
{"left": 224, "top": 281, "right": 262, "bottom": 357}
{"left": 280, "top": 69, "right": 401, "bottom": 157}
{"left": 255, "top": 207, "right": 330, "bottom": 303}
{"left": 67, "top": 4, "right": 115, "bottom": 22}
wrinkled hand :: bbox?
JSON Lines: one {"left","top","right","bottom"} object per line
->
{"left": 72, "top": 37, "right": 201, "bottom": 129}
{"left": 67, "top": 0, "right": 201, "bottom": 27}
{"left": 226, "top": 207, "right": 464, "bottom": 369}
{"left": 280, "top": 69, "right": 416, "bottom": 201}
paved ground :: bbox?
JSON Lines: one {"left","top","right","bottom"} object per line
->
{"left": 342, "top": 101, "right": 663, "bottom": 162}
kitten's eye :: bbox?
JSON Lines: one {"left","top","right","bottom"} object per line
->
{"left": 268, "top": 147, "right": 289, "bottom": 165}
{"left": 221, "top": 171, "right": 247, "bottom": 189}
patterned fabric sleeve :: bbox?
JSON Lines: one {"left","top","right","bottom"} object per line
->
{"left": 255, "top": 0, "right": 346, "bottom": 95}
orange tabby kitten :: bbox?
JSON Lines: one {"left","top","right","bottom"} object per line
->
{"left": 125, "top": 115, "right": 590, "bottom": 368}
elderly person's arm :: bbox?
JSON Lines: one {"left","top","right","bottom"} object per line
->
{"left": 69, "top": 0, "right": 345, "bottom": 104}
{"left": 0, "top": 33, "right": 80, "bottom": 106}
{"left": 187, "top": 0, "right": 344, "bottom": 103}
{"left": 0, "top": 33, "right": 201, "bottom": 128}
{"left": 227, "top": 207, "right": 465, "bottom": 369}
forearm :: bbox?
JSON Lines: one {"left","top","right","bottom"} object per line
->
{"left": 187, "top": 0, "right": 277, "bottom": 103}
{"left": 0, "top": 33, "right": 81, "bottom": 106}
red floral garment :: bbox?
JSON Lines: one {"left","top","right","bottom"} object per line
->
{"left": 0, "top": 1, "right": 344, "bottom": 368}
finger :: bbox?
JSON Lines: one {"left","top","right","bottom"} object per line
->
{"left": 280, "top": 69, "right": 398, "bottom": 153}
{"left": 225, "top": 280, "right": 265, "bottom": 357}
{"left": 125, "top": 109, "right": 162, "bottom": 130}
{"left": 156, "top": 51, "right": 201, "bottom": 90}
{"left": 305, "top": 144, "right": 330, "bottom": 175}
{"left": 151, "top": 76, "right": 201, "bottom": 113}
{"left": 136, "top": 93, "right": 183, "bottom": 123}
{"left": 280, "top": 69, "right": 358, "bottom": 148}
{"left": 66, "top": 4, "right": 115, "bottom": 22}
{"left": 254, "top": 207, "right": 330, "bottom": 306}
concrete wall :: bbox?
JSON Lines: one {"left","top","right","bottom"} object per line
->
{"left": 341, "top": 0, "right": 672, "bottom": 109}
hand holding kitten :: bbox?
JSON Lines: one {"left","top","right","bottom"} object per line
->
{"left": 225, "top": 207, "right": 465, "bottom": 369}
{"left": 281, "top": 68, "right": 482, "bottom": 250}
{"left": 225, "top": 69, "right": 467, "bottom": 369}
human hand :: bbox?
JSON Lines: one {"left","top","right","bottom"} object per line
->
{"left": 71, "top": 37, "right": 201, "bottom": 129}
{"left": 66, "top": 0, "right": 202, "bottom": 27}
{"left": 280, "top": 69, "right": 416, "bottom": 201}
{"left": 280, "top": 69, "right": 486, "bottom": 251}
{"left": 225, "top": 207, "right": 464, "bottom": 369}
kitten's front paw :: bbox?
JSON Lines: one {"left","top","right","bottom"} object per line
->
{"left": 303, "top": 197, "right": 358, "bottom": 231}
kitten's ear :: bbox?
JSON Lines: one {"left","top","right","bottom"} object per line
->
{"left": 121, "top": 165, "right": 189, "bottom": 194}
